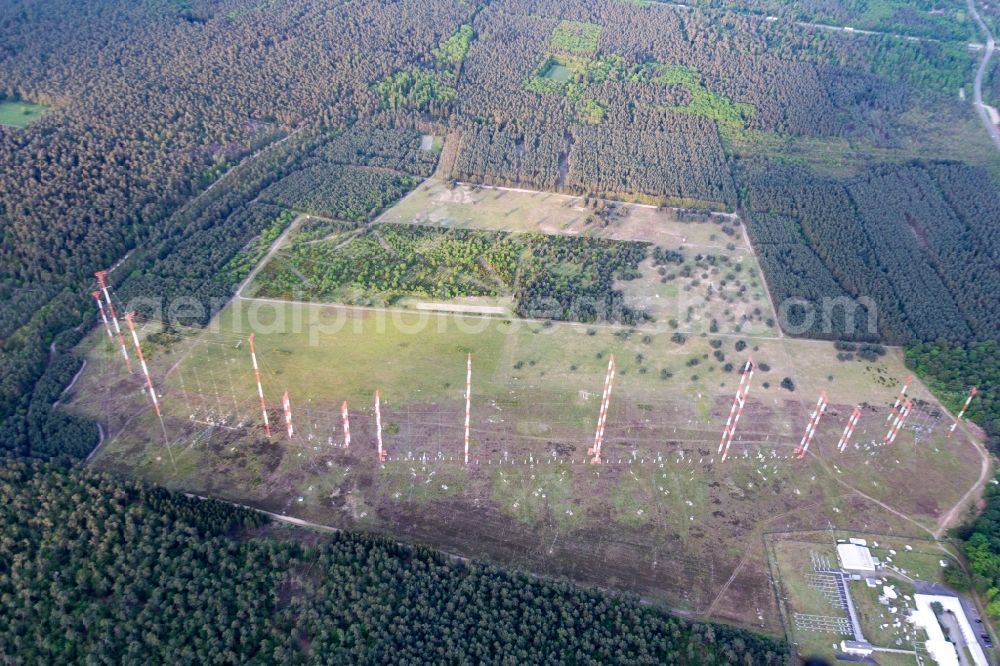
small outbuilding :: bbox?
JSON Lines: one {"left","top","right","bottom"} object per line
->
{"left": 840, "top": 640, "right": 873, "bottom": 657}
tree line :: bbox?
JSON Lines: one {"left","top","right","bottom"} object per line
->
{"left": 0, "top": 456, "right": 788, "bottom": 664}
{"left": 953, "top": 472, "right": 1000, "bottom": 620}
{"left": 737, "top": 158, "right": 1000, "bottom": 343}
{"left": 906, "top": 339, "right": 1000, "bottom": 454}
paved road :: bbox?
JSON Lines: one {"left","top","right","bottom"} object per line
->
{"left": 795, "top": 20, "right": 938, "bottom": 42}
{"left": 939, "top": 609, "right": 975, "bottom": 666}
{"left": 968, "top": 0, "right": 1000, "bottom": 151}
{"left": 915, "top": 580, "right": 995, "bottom": 663}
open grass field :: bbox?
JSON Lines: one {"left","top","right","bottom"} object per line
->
{"left": 65, "top": 291, "right": 985, "bottom": 634}
{"left": 543, "top": 62, "right": 573, "bottom": 82}
{"left": 549, "top": 20, "right": 602, "bottom": 55}
{"left": 0, "top": 100, "right": 47, "bottom": 128}
{"left": 61, "top": 177, "right": 988, "bottom": 638}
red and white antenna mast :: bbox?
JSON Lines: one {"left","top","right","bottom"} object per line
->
{"left": 795, "top": 391, "right": 828, "bottom": 459}
{"left": 719, "top": 357, "right": 756, "bottom": 462}
{"left": 122, "top": 312, "right": 160, "bottom": 416}
{"left": 885, "top": 375, "right": 913, "bottom": 426}
{"left": 948, "top": 387, "right": 977, "bottom": 439}
{"left": 837, "top": 405, "right": 862, "bottom": 452}
{"left": 374, "top": 389, "right": 386, "bottom": 462}
{"left": 91, "top": 291, "right": 114, "bottom": 342}
{"left": 341, "top": 401, "right": 351, "bottom": 448}
{"left": 464, "top": 353, "right": 472, "bottom": 465}
{"left": 282, "top": 390, "right": 294, "bottom": 439}
{"left": 94, "top": 270, "right": 131, "bottom": 372}
{"left": 247, "top": 334, "right": 271, "bottom": 438}
{"left": 884, "top": 399, "right": 913, "bottom": 445}
{"left": 588, "top": 354, "right": 616, "bottom": 464}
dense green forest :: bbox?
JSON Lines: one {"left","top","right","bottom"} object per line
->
{"left": 906, "top": 339, "right": 1000, "bottom": 452}
{"left": 0, "top": 456, "right": 788, "bottom": 664}
{"left": 738, "top": 159, "right": 1000, "bottom": 342}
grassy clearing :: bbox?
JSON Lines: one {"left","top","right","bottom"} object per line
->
{"left": 0, "top": 100, "right": 47, "bottom": 128}
{"left": 867, "top": 653, "right": 919, "bottom": 666}
{"left": 868, "top": 537, "right": 957, "bottom": 583}
{"left": 549, "top": 20, "right": 602, "bottom": 55}
{"left": 525, "top": 54, "right": 595, "bottom": 94}
{"left": 524, "top": 53, "right": 754, "bottom": 127}
{"left": 652, "top": 64, "right": 755, "bottom": 127}
{"left": 65, "top": 292, "right": 984, "bottom": 633}
{"left": 64, "top": 176, "right": 985, "bottom": 630}
{"left": 543, "top": 63, "right": 572, "bottom": 82}
{"left": 374, "top": 179, "right": 774, "bottom": 335}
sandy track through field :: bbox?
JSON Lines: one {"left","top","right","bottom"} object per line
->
{"left": 236, "top": 294, "right": 786, "bottom": 341}
{"left": 935, "top": 422, "right": 992, "bottom": 538}
{"left": 234, "top": 214, "right": 304, "bottom": 299}
{"left": 414, "top": 302, "right": 508, "bottom": 315}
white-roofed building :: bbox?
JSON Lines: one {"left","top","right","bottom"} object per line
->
{"left": 837, "top": 543, "right": 877, "bottom": 572}
{"left": 911, "top": 595, "right": 988, "bottom": 666}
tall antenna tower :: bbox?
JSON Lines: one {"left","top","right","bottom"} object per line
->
{"left": 464, "top": 353, "right": 472, "bottom": 465}
{"left": 90, "top": 291, "right": 114, "bottom": 342}
{"left": 588, "top": 354, "right": 616, "bottom": 464}
{"left": 884, "top": 399, "right": 913, "bottom": 445}
{"left": 122, "top": 312, "right": 160, "bottom": 416}
{"left": 282, "top": 390, "right": 294, "bottom": 439}
{"left": 719, "top": 357, "right": 756, "bottom": 462}
{"left": 247, "top": 334, "right": 271, "bottom": 438}
{"left": 794, "top": 391, "right": 827, "bottom": 459}
{"left": 947, "top": 387, "right": 977, "bottom": 439}
{"left": 341, "top": 401, "right": 351, "bottom": 449}
{"left": 836, "top": 405, "right": 862, "bottom": 452}
{"left": 120, "top": 312, "right": 173, "bottom": 463}
{"left": 375, "top": 389, "right": 386, "bottom": 462}
{"left": 94, "top": 270, "right": 131, "bottom": 372}
{"left": 885, "top": 375, "right": 913, "bottom": 426}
